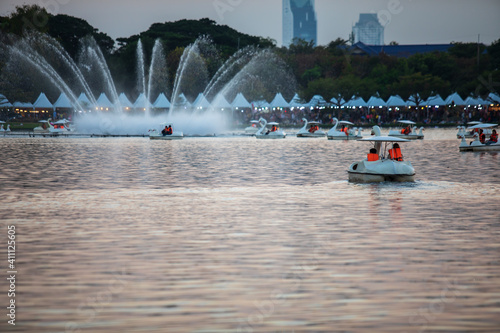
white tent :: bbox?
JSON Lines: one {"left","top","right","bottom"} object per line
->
{"left": 0, "top": 94, "right": 12, "bottom": 108}
{"left": 33, "top": 92, "right": 53, "bottom": 109}
{"left": 192, "top": 93, "right": 211, "bottom": 109}
{"left": 289, "top": 93, "right": 307, "bottom": 109}
{"left": 117, "top": 93, "right": 133, "bottom": 109}
{"left": 425, "top": 94, "right": 446, "bottom": 107}
{"left": 211, "top": 95, "right": 232, "bottom": 110}
{"left": 13, "top": 101, "right": 33, "bottom": 108}
{"left": 231, "top": 93, "right": 252, "bottom": 109}
{"left": 270, "top": 93, "right": 290, "bottom": 109}
{"left": 346, "top": 96, "right": 367, "bottom": 108}
{"left": 366, "top": 95, "right": 387, "bottom": 108}
{"left": 96, "top": 93, "right": 114, "bottom": 109}
{"left": 153, "top": 93, "right": 171, "bottom": 109}
{"left": 251, "top": 99, "right": 270, "bottom": 110}
{"left": 77, "top": 93, "right": 94, "bottom": 109}
{"left": 330, "top": 96, "right": 346, "bottom": 108}
{"left": 487, "top": 92, "right": 500, "bottom": 104}
{"left": 53, "top": 92, "right": 73, "bottom": 109}
{"left": 308, "top": 95, "right": 329, "bottom": 108}
{"left": 173, "top": 93, "right": 191, "bottom": 108}
{"left": 444, "top": 92, "right": 465, "bottom": 106}
{"left": 133, "top": 93, "right": 152, "bottom": 109}
{"left": 386, "top": 95, "right": 406, "bottom": 108}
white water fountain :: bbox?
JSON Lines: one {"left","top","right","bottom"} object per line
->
{"left": 2, "top": 31, "right": 296, "bottom": 136}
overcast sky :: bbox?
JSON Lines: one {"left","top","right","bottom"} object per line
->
{"left": 1, "top": 0, "right": 499, "bottom": 46}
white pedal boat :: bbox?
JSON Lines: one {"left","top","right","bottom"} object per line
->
{"left": 149, "top": 123, "right": 183, "bottom": 140}
{"left": 459, "top": 123, "right": 499, "bottom": 151}
{"left": 255, "top": 118, "right": 286, "bottom": 139}
{"left": 388, "top": 120, "right": 424, "bottom": 140}
{"left": 244, "top": 120, "right": 261, "bottom": 135}
{"left": 348, "top": 126, "right": 415, "bottom": 183}
{"left": 327, "top": 118, "right": 362, "bottom": 140}
{"left": 296, "top": 118, "right": 326, "bottom": 138}
{"left": 457, "top": 122, "right": 494, "bottom": 139}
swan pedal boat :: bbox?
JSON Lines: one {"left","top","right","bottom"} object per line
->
{"left": 388, "top": 120, "right": 424, "bottom": 140}
{"left": 149, "top": 123, "right": 183, "bottom": 140}
{"left": 457, "top": 122, "right": 494, "bottom": 139}
{"left": 348, "top": 126, "right": 415, "bottom": 183}
{"left": 255, "top": 118, "right": 286, "bottom": 139}
{"left": 244, "top": 120, "right": 261, "bottom": 135}
{"left": 327, "top": 118, "right": 362, "bottom": 140}
{"left": 459, "top": 123, "right": 499, "bottom": 151}
{"left": 296, "top": 118, "right": 326, "bottom": 138}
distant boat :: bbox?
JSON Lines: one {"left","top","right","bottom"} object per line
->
{"left": 296, "top": 118, "right": 326, "bottom": 138}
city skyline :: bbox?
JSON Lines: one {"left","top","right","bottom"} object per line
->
{"left": 0, "top": 0, "right": 499, "bottom": 46}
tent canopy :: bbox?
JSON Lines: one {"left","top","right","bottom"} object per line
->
{"left": 444, "top": 92, "right": 465, "bottom": 106}
{"left": 386, "top": 95, "right": 406, "bottom": 107}
{"left": 133, "top": 93, "right": 152, "bottom": 108}
{"left": 33, "top": 92, "right": 53, "bottom": 109}
{"left": 232, "top": 93, "right": 252, "bottom": 108}
{"left": 153, "top": 93, "right": 171, "bottom": 108}
{"left": 192, "top": 93, "right": 211, "bottom": 109}
{"left": 96, "top": 93, "right": 114, "bottom": 108}
{"left": 270, "top": 93, "right": 290, "bottom": 109}
{"left": 53, "top": 92, "right": 73, "bottom": 109}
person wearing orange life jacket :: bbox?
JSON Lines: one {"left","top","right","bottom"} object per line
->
{"left": 401, "top": 125, "right": 411, "bottom": 135}
{"left": 486, "top": 129, "right": 498, "bottom": 144}
{"left": 388, "top": 143, "right": 403, "bottom": 161}
{"left": 479, "top": 129, "right": 486, "bottom": 144}
{"left": 367, "top": 148, "right": 379, "bottom": 161}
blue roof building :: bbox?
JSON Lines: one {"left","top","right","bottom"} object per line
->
{"left": 350, "top": 42, "right": 453, "bottom": 57}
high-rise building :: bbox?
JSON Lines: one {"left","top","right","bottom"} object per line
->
{"left": 352, "top": 14, "right": 384, "bottom": 45}
{"left": 283, "top": 0, "right": 317, "bottom": 47}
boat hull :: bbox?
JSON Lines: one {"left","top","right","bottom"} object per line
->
{"left": 327, "top": 134, "right": 362, "bottom": 140}
{"left": 459, "top": 143, "right": 500, "bottom": 151}
{"left": 297, "top": 131, "right": 326, "bottom": 138}
{"left": 256, "top": 133, "right": 286, "bottom": 139}
{"left": 347, "top": 159, "right": 415, "bottom": 183}
{"left": 348, "top": 171, "right": 415, "bottom": 183}
{"left": 149, "top": 134, "right": 183, "bottom": 140}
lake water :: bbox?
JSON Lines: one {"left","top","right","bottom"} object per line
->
{"left": 0, "top": 128, "right": 499, "bottom": 333}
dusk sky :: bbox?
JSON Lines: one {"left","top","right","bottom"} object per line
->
{"left": 1, "top": 0, "right": 499, "bottom": 46}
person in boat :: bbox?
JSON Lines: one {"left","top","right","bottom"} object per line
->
{"left": 271, "top": 125, "right": 277, "bottom": 132}
{"left": 388, "top": 143, "right": 403, "bottom": 161}
{"left": 479, "top": 129, "right": 486, "bottom": 144}
{"left": 486, "top": 129, "right": 498, "bottom": 144}
{"left": 161, "top": 125, "right": 173, "bottom": 136}
{"left": 401, "top": 125, "right": 411, "bottom": 135}
{"left": 367, "top": 148, "right": 379, "bottom": 161}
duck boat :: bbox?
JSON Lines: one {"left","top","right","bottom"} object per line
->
{"left": 457, "top": 121, "right": 494, "bottom": 139}
{"left": 50, "top": 119, "right": 72, "bottom": 133}
{"left": 348, "top": 126, "right": 415, "bottom": 183}
{"left": 327, "top": 118, "right": 362, "bottom": 140}
{"left": 33, "top": 119, "right": 51, "bottom": 133}
{"left": 296, "top": 118, "right": 326, "bottom": 138}
{"left": 459, "top": 123, "right": 499, "bottom": 151}
{"left": 255, "top": 118, "right": 286, "bottom": 139}
{"left": 244, "top": 120, "right": 261, "bottom": 135}
{"left": 149, "top": 123, "right": 183, "bottom": 140}
{"left": 388, "top": 120, "right": 424, "bottom": 140}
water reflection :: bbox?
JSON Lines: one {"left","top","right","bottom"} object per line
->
{"left": 0, "top": 130, "right": 498, "bottom": 332}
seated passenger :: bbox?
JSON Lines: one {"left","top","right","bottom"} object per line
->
{"left": 479, "top": 129, "right": 486, "bottom": 144}
{"left": 367, "top": 148, "right": 379, "bottom": 161}
{"left": 161, "top": 126, "right": 168, "bottom": 136}
{"left": 388, "top": 143, "right": 403, "bottom": 161}
{"left": 486, "top": 129, "right": 498, "bottom": 144}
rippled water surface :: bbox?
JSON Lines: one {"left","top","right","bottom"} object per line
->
{"left": 0, "top": 129, "right": 499, "bottom": 332}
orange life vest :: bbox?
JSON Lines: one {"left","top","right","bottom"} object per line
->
{"left": 479, "top": 133, "right": 486, "bottom": 143}
{"left": 367, "top": 153, "right": 379, "bottom": 161}
{"left": 388, "top": 148, "right": 403, "bottom": 161}
{"left": 490, "top": 133, "right": 498, "bottom": 142}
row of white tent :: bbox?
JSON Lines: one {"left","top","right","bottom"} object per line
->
{"left": 2, "top": 91, "right": 500, "bottom": 111}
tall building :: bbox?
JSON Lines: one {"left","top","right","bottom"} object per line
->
{"left": 352, "top": 14, "right": 384, "bottom": 45}
{"left": 283, "top": 0, "right": 317, "bottom": 47}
